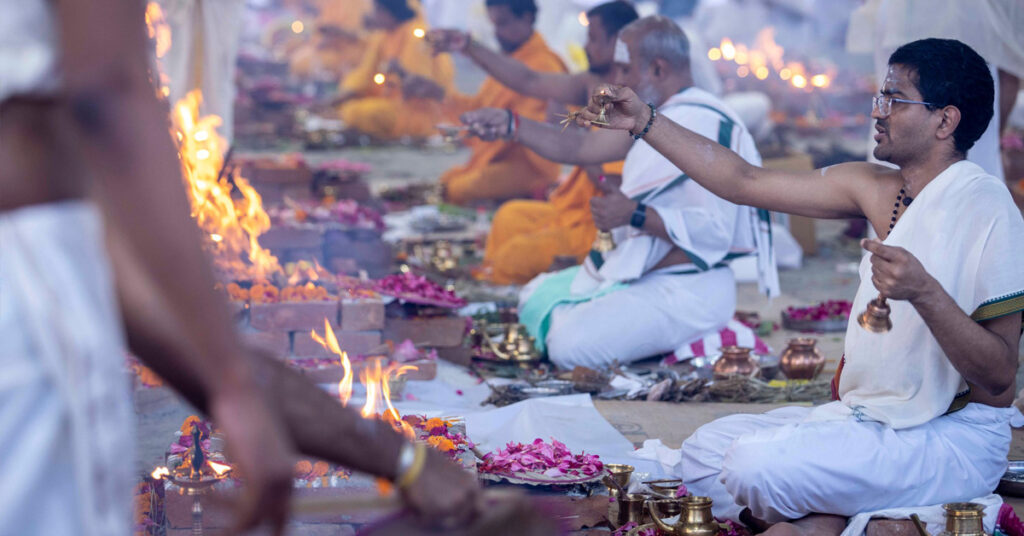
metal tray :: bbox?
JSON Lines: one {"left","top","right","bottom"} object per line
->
{"left": 998, "top": 460, "right": 1024, "bottom": 497}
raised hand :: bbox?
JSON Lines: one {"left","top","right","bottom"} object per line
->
{"left": 590, "top": 176, "right": 636, "bottom": 231}
{"left": 460, "top": 108, "right": 510, "bottom": 141}
{"left": 425, "top": 29, "right": 470, "bottom": 55}
{"left": 576, "top": 84, "right": 650, "bottom": 133}
{"left": 861, "top": 238, "right": 936, "bottom": 302}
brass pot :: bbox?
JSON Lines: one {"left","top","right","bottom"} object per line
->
{"left": 604, "top": 464, "right": 634, "bottom": 495}
{"left": 712, "top": 346, "right": 759, "bottom": 379}
{"left": 941, "top": 502, "right": 985, "bottom": 536}
{"left": 649, "top": 495, "right": 718, "bottom": 536}
{"left": 779, "top": 337, "right": 825, "bottom": 380}
{"left": 609, "top": 493, "right": 648, "bottom": 528}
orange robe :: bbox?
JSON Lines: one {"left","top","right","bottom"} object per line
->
{"left": 439, "top": 32, "right": 567, "bottom": 205}
{"left": 483, "top": 161, "right": 624, "bottom": 285}
{"left": 338, "top": 17, "right": 454, "bottom": 140}
{"left": 290, "top": 0, "right": 371, "bottom": 79}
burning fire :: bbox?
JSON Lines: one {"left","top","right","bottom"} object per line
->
{"left": 151, "top": 466, "right": 171, "bottom": 480}
{"left": 145, "top": 2, "right": 172, "bottom": 98}
{"left": 708, "top": 28, "right": 832, "bottom": 90}
{"left": 208, "top": 461, "right": 232, "bottom": 476}
{"left": 310, "top": 319, "right": 417, "bottom": 439}
{"left": 171, "top": 91, "right": 282, "bottom": 280}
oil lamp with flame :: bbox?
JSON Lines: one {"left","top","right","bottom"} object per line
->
{"left": 151, "top": 423, "right": 234, "bottom": 536}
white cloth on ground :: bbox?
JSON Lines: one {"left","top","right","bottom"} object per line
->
{"left": 0, "top": 201, "right": 133, "bottom": 536}
{"left": 537, "top": 265, "right": 736, "bottom": 369}
{"left": 0, "top": 0, "right": 59, "bottom": 103}
{"left": 842, "top": 494, "right": 1003, "bottom": 536}
{"left": 810, "top": 161, "right": 1024, "bottom": 429}
{"left": 680, "top": 403, "right": 1023, "bottom": 526}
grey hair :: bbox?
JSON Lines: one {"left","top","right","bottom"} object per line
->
{"left": 620, "top": 15, "right": 690, "bottom": 71}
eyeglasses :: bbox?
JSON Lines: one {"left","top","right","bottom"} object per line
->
{"left": 872, "top": 94, "right": 939, "bottom": 117}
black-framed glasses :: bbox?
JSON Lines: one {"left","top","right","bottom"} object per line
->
{"left": 872, "top": 94, "right": 939, "bottom": 117}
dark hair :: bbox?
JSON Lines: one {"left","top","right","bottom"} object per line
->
{"left": 485, "top": 0, "right": 538, "bottom": 17}
{"left": 374, "top": 0, "right": 416, "bottom": 23}
{"left": 888, "top": 38, "right": 994, "bottom": 155}
{"left": 587, "top": 1, "right": 639, "bottom": 38}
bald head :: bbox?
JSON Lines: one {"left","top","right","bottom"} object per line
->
{"left": 619, "top": 15, "right": 690, "bottom": 73}
{"left": 615, "top": 16, "right": 693, "bottom": 106}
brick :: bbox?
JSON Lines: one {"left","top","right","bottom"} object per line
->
{"left": 340, "top": 299, "right": 385, "bottom": 332}
{"left": 383, "top": 316, "right": 468, "bottom": 348}
{"left": 293, "top": 330, "right": 381, "bottom": 357}
{"left": 866, "top": 519, "right": 928, "bottom": 536}
{"left": 435, "top": 345, "right": 473, "bottom": 366}
{"left": 250, "top": 301, "right": 339, "bottom": 332}
{"left": 239, "top": 330, "right": 291, "bottom": 356}
{"left": 260, "top": 227, "right": 324, "bottom": 250}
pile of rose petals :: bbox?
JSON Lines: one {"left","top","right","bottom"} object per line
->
{"left": 478, "top": 438, "right": 603, "bottom": 478}
{"left": 373, "top": 272, "right": 466, "bottom": 308}
{"left": 783, "top": 300, "right": 852, "bottom": 322}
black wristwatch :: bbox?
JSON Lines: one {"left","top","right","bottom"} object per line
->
{"left": 630, "top": 202, "right": 647, "bottom": 229}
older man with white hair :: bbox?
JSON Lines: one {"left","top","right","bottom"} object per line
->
{"left": 460, "top": 15, "right": 777, "bottom": 369}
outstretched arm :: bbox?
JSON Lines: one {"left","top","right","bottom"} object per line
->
{"left": 461, "top": 107, "right": 632, "bottom": 166}
{"left": 578, "top": 85, "right": 876, "bottom": 220}
{"left": 428, "top": 30, "right": 591, "bottom": 106}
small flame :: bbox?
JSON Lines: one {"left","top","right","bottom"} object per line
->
{"left": 720, "top": 39, "right": 736, "bottom": 61}
{"left": 292, "top": 20, "right": 305, "bottom": 34}
{"left": 810, "top": 74, "right": 830, "bottom": 88}
{"left": 791, "top": 74, "right": 808, "bottom": 89}
{"left": 145, "top": 2, "right": 172, "bottom": 59}
{"left": 373, "top": 73, "right": 386, "bottom": 85}
{"left": 311, "top": 320, "right": 353, "bottom": 405}
{"left": 210, "top": 233, "right": 223, "bottom": 243}
{"left": 779, "top": 68, "right": 792, "bottom": 81}
{"left": 736, "top": 66, "right": 750, "bottom": 78}
{"left": 708, "top": 48, "right": 722, "bottom": 61}
{"left": 413, "top": 28, "right": 426, "bottom": 38}
{"left": 754, "top": 66, "right": 769, "bottom": 80}
{"left": 360, "top": 357, "right": 417, "bottom": 438}
{"left": 578, "top": 11, "right": 589, "bottom": 27}
{"left": 208, "top": 461, "right": 232, "bottom": 476}
{"left": 151, "top": 466, "right": 171, "bottom": 480}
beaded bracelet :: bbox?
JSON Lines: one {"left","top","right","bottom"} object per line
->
{"left": 631, "top": 103, "right": 657, "bottom": 141}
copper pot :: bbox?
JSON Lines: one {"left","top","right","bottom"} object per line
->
{"left": 779, "top": 338, "right": 825, "bottom": 380}
{"left": 712, "top": 346, "right": 759, "bottom": 379}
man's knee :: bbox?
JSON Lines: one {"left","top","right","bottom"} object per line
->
{"left": 720, "top": 441, "right": 796, "bottom": 522}
{"left": 546, "top": 325, "right": 600, "bottom": 369}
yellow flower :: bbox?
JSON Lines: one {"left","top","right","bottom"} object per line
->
{"left": 180, "top": 415, "right": 202, "bottom": 435}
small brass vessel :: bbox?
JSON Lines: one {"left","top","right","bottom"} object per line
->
{"left": 609, "top": 493, "right": 648, "bottom": 528}
{"left": 490, "top": 324, "right": 540, "bottom": 362}
{"left": 712, "top": 346, "right": 759, "bottom": 379}
{"left": 604, "top": 464, "right": 635, "bottom": 495}
{"left": 858, "top": 295, "right": 893, "bottom": 333}
{"left": 940, "top": 502, "right": 985, "bottom": 536}
{"left": 593, "top": 230, "right": 616, "bottom": 253}
{"left": 779, "top": 338, "right": 825, "bottom": 380}
{"left": 430, "top": 241, "right": 458, "bottom": 273}
{"left": 649, "top": 495, "right": 718, "bottom": 536}
{"left": 645, "top": 479, "right": 684, "bottom": 498}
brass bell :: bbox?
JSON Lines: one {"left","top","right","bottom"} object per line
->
{"left": 593, "top": 230, "right": 616, "bottom": 253}
{"left": 857, "top": 295, "right": 892, "bottom": 333}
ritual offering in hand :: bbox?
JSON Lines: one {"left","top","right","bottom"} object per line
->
{"left": 477, "top": 438, "right": 604, "bottom": 485}
{"left": 781, "top": 299, "right": 852, "bottom": 332}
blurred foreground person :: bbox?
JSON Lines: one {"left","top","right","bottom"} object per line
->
{"left": 0, "top": 1, "right": 480, "bottom": 533}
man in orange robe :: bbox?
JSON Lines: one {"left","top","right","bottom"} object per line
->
{"left": 429, "top": 1, "right": 638, "bottom": 283}
{"left": 289, "top": 0, "right": 371, "bottom": 80}
{"left": 408, "top": 0, "right": 567, "bottom": 206}
{"left": 335, "top": 0, "right": 454, "bottom": 141}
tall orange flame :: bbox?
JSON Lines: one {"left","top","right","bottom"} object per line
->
{"left": 171, "top": 91, "right": 282, "bottom": 280}
{"left": 311, "top": 319, "right": 354, "bottom": 405}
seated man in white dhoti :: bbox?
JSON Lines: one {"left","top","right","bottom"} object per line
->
{"left": 459, "top": 16, "right": 777, "bottom": 369}
{"left": 579, "top": 38, "right": 1024, "bottom": 535}
{"left": 0, "top": 1, "right": 479, "bottom": 534}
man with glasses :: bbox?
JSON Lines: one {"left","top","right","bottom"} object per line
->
{"left": 577, "top": 38, "right": 1024, "bottom": 534}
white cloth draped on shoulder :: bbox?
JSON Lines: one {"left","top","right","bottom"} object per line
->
{"left": 808, "top": 160, "right": 1024, "bottom": 429}
{"left": 0, "top": 201, "right": 133, "bottom": 536}
{"left": 569, "top": 87, "right": 779, "bottom": 298}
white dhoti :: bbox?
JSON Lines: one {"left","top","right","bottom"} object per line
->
{"left": 0, "top": 201, "right": 133, "bottom": 536}
{"left": 542, "top": 266, "right": 735, "bottom": 369}
{"left": 681, "top": 403, "right": 1021, "bottom": 528}
{"left": 519, "top": 88, "right": 776, "bottom": 369}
